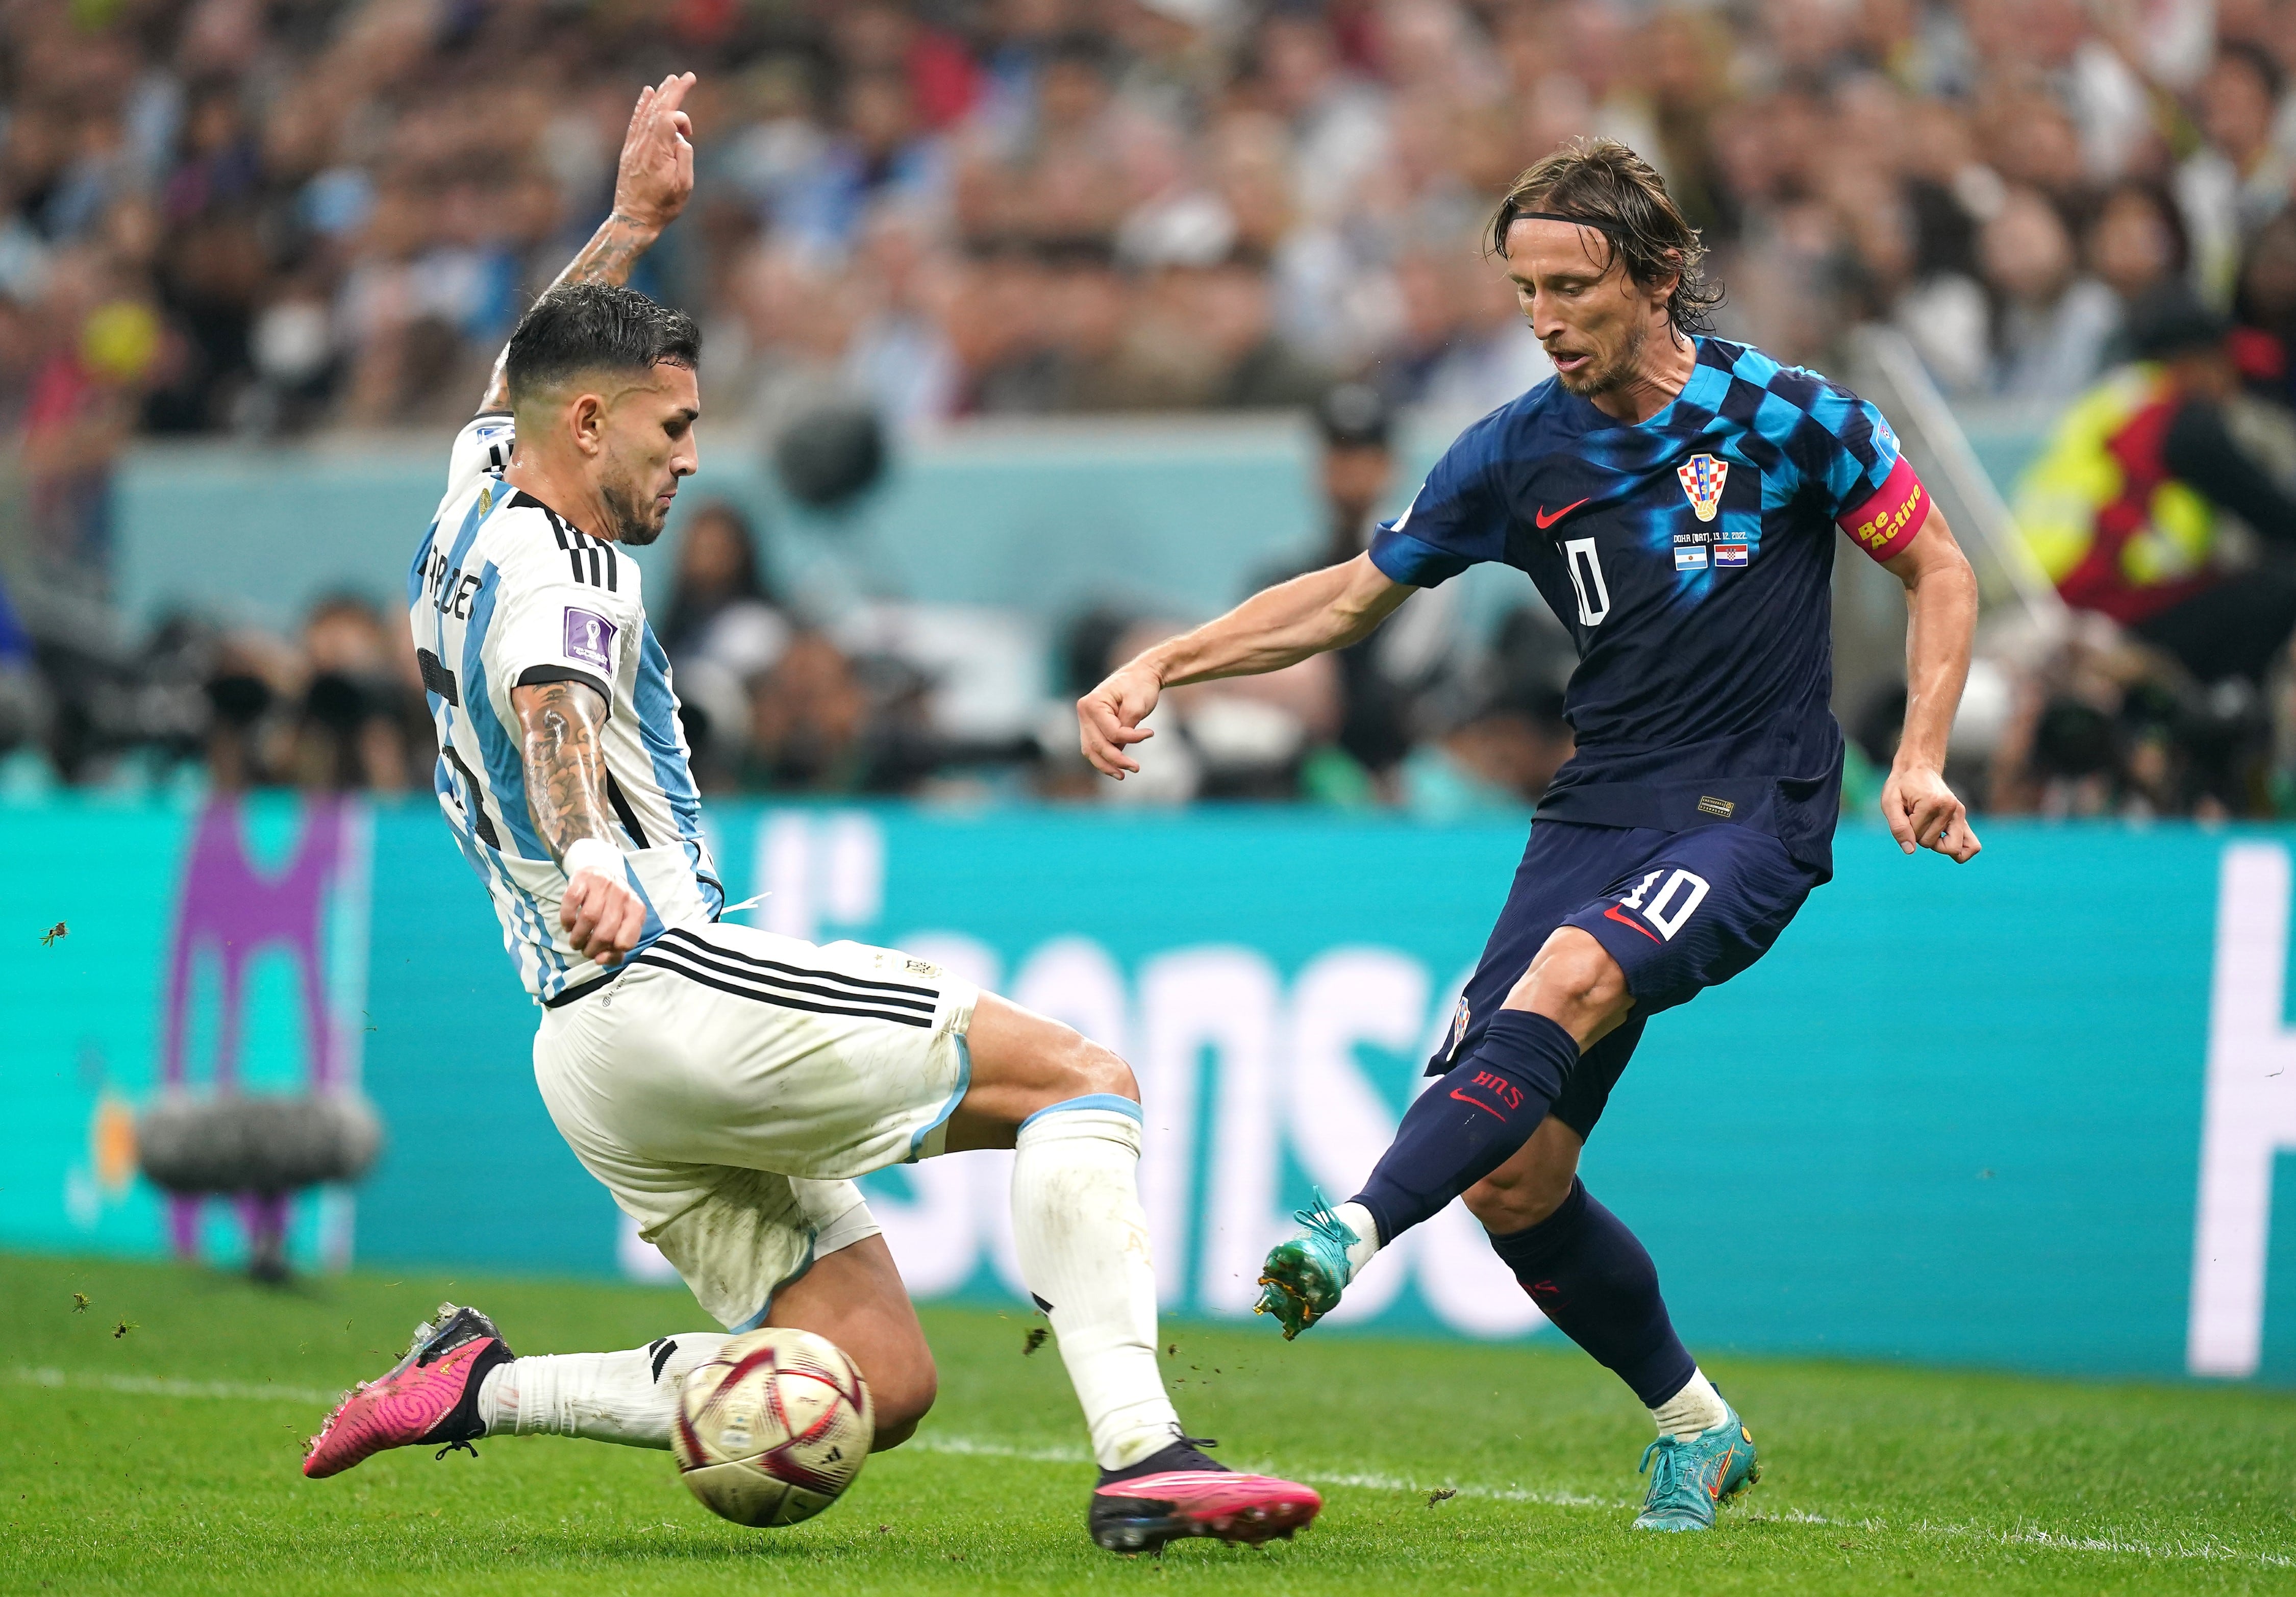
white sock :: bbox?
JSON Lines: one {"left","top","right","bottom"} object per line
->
{"left": 1008, "top": 1099, "right": 1181, "bottom": 1471}
{"left": 1331, "top": 1201, "right": 1381, "bottom": 1282}
{"left": 1650, "top": 1367, "right": 1729, "bottom": 1442}
{"left": 476, "top": 1333, "right": 730, "bottom": 1448}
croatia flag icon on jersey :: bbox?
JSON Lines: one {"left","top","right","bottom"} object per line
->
{"left": 1677, "top": 454, "right": 1728, "bottom": 522}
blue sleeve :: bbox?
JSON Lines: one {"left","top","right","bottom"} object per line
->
{"left": 1367, "top": 421, "right": 1508, "bottom": 589}
{"left": 1800, "top": 382, "right": 1905, "bottom": 522}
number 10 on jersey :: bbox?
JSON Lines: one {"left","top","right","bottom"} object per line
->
{"left": 1563, "top": 537, "right": 1611, "bottom": 627}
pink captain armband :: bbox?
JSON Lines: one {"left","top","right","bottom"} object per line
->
{"left": 1837, "top": 456, "right": 1931, "bottom": 563}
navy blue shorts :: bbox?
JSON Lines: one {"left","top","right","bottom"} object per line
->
{"left": 1427, "top": 820, "right": 1823, "bottom": 1139}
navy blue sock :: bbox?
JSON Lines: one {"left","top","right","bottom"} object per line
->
{"left": 1487, "top": 1178, "right": 1695, "bottom": 1408}
{"left": 1351, "top": 1009, "right": 1577, "bottom": 1246}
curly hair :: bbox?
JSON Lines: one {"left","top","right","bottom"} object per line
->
{"left": 1488, "top": 137, "right": 1724, "bottom": 335}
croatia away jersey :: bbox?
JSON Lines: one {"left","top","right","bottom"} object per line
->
{"left": 409, "top": 412, "right": 723, "bottom": 1004}
{"left": 1370, "top": 337, "right": 1930, "bottom": 876}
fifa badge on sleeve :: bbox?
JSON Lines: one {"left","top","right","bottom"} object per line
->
{"left": 1677, "top": 453, "right": 1728, "bottom": 522}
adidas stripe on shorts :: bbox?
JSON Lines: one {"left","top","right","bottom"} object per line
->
{"left": 533, "top": 921, "right": 980, "bottom": 1330}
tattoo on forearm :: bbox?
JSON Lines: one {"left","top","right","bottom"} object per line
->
{"left": 479, "top": 212, "right": 661, "bottom": 411}
{"left": 518, "top": 681, "right": 616, "bottom": 861}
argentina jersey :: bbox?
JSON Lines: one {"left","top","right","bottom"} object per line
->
{"left": 1370, "top": 336, "right": 1930, "bottom": 877}
{"left": 410, "top": 412, "right": 725, "bottom": 1004}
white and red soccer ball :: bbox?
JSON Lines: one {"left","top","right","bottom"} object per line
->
{"left": 672, "top": 1328, "right": 874, "bottom": 1527}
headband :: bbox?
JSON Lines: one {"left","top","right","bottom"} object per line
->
{"left": 1508, "top": 210, "right": 1627, "bottom": 236}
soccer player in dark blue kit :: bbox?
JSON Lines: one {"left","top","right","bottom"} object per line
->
{"left": 1077, "top": 139, "right": 1983, "bottom": 1533}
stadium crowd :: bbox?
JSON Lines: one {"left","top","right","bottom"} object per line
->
{"left": 1, "top": 0, "right": 2295, "bottom": 817}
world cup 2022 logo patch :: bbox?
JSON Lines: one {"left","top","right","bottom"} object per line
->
{"left": 1677, "top": 453, "right": 1728, "bottom": 522}
{"left": 563, "top": 607, "right": 617, "bottom": 672}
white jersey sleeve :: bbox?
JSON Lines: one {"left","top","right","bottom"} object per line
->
{"left": 444, "top": 411, "right": 517, "bottom": 505}
{"left": 480, "top": 537, "right": 642, "bottom": 711}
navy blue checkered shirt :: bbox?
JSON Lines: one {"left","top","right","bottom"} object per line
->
{"left": 1370, "top": 337, "right": 1932, "bottom": 878}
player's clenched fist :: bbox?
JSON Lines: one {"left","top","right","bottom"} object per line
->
{"left": 1077, "top": 663, "right": 1163, "bottom": 779}
{"left": 560, "top": 863, "right": 647, "bottom": 965}
{"left": 1881, "top": 762, "right": 1981, "bottom": 862}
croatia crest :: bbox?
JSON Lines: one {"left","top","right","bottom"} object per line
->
{"left": 1676, "top": 453, "right": 1728, "bottom": 522}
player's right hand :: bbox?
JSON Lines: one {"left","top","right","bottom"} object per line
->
{"left": 1077, "top": 664, "right": 1162, "bottom": 779}
{"left": 561, "top": 866, "right": 647, "bottom": 965}
{"left": 613, "top": 72, "right": 696, "bottom": 232}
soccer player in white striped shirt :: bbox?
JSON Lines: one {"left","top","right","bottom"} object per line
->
{"left": 301, "top": 72, "right": 1318, "bottom": 1555}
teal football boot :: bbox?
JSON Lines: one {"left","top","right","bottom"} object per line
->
{"left": 1632, "top": 1402, "right": 1759, "bottom": 1531}
{"left": 1253, "top": 1190, "right": 1361, "bottom": 1340}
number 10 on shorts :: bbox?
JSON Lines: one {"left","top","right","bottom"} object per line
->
{"left": 1619, "top": 868, "right": 1710, "bottom": 941}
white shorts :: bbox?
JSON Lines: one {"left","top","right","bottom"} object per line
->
{"left": 532, "top": 921, "right": 980, "bottom": 1329}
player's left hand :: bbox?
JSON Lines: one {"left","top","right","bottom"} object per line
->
{"left": 613, "top": 72, "right": 696, "bottom": 232}
{"left": 1882, "top": 762, "right": 1980, "bottom": 862}
{"left": 561, "top": 867, "right": 648, "bottom": 965}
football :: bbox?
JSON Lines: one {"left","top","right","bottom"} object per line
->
{"left": 671, "top": 1328, "right": 875, "bottom": 1527}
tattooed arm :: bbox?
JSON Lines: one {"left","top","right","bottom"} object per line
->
{"left": 513, "top": 678, "right": 646, "bottom": 965}
{"left": 477, "top": 71, "right": 698, "bottom": 413}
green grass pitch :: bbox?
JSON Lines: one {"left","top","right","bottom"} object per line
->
{"left": 5, "top": 1253, "right": 2293, "bottom": 1594}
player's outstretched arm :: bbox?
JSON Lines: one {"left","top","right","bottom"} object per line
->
{"left": 1880, "top": 507, "right": 1982, "bottom": 862}
{"left": 1078, "top": 552, "right": 1411, "bottom": 778}
{"left": 476, "top": 72, "right": 698, "bottom": 413}
{"left": 512, "top": 679, "right": 647, "bottom": 963}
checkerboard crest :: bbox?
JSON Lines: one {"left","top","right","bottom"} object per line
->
{"left": 1677, "top": 453, "right": 1728, "bottom": 522}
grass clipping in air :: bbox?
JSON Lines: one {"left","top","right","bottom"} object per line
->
{"left": 4, "top": 1252, "right": 2293, "bottom": 1594}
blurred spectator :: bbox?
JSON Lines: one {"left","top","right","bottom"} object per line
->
{"left": 744, "top": 629, "right": 875, "bottom": 792}
{"left": 2088, "top": 182, "right": 2191, "bottom": 317}
{"left": 7, "top": 0, "right": 2296, "bottom": 813}
{"left": 291, "top": 594, "right": 422, "bottom": 793}
{"left": 1981, "top": 187, "right": 2120, "bottom": 400}
{"left": 1400, "top": 686, "right": 1573, "bottom": 819}
{"left": 659, "top": 502, "right": 789, "bottom": 785}
{"left": 2232, "top": 207, "right": 2296, "bottom": 413}
{"left": 2178, "top": 42, "right": 2292, "bottom": 305}
{"left": 4, "top": 0, "right": 2285, "bottom": 439}
{"left": 1254, "top": 384, "right": 1416, "bottom": 785}
{"left": 2015, "top": 287, "right": 2296, "bottom": 687}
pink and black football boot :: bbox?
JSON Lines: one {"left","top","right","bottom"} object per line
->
{"left": 303, "top": 1303, "right": 515, "bottom": 1479}
{"left": 1089, "top": 1435, "right": 1322, "bottom": 1554}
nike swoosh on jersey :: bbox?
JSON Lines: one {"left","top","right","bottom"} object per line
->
{"left": 1603, "top": 904, "right": 1663, "bottom": 943}
{"left": 1534, "top": 498, "right": 1591, "bottom": 529}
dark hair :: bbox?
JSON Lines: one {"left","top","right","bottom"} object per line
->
{"left": 1488, "top": 137, "right": 1724, "bottom": 335}
{"left": 661, "top": 502, "right": 773, "bottom": 654}
{"left": 2218, "top": 40, "right": 2285, "bottom": 104}
{"left": 503, "top": 282, "right": 701, "bottom": 405}
{"left": 2127, "top": 283, "right": 2230, "bottom": 361}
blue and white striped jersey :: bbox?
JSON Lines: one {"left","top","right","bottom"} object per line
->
{"left": 410, "top": 412, "right": 724, "bottom": 1004}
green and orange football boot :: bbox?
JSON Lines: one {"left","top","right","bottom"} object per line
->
{"left": 1253, "top": 1190, "right": 1362, "bottom": 1340}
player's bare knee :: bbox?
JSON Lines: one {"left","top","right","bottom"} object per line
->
{"left": 1058, "top": 1034, "right": 1138, "bottom": 1105}
{"left": 1507, "top": 931, "right": 1629, "bottom": 1027}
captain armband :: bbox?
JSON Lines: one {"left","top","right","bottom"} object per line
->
{"left": 1837, "top": 456, "right": 1931, "bottom": 563}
